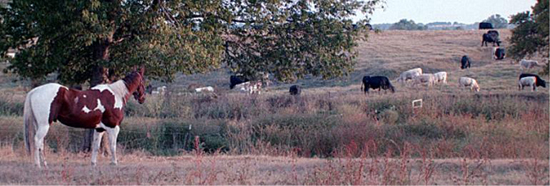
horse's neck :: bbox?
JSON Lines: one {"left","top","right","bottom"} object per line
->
{"left": 108, "top": 80, "right": 130, "bottom": 99}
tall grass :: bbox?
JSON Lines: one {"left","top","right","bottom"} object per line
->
{"left": 1, "top": 91, "right": 547, "bottom": 160}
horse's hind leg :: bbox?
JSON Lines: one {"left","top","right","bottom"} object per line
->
{"left": 91, "top": 129, "right": 104, "bottom": 166}
{"left": 105, "top": 125, "right": 120, "bottom": 165}
{"left": 34, "top": 124, "right": 50, "bottom": 168}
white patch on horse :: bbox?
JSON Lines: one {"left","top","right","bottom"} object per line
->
{"left": 74, "top": 97, "right": 79, "bottom": 104}
{"left": 107, "top": 80, "right": 129, "bottom": 109}
{"left": 28, "top": 83, "right": 66, "bottom": 124}
{"left": 91, "top": 85, "right": 110, "bottom": 92}
{"left": 83, "top": 95, "right": 87, "bottom": 98}
{"left": 82, "top": 106, "right": 91, "bottom": 113}
{"left": 94, "top": 99, "right": 105, "bottom": 113}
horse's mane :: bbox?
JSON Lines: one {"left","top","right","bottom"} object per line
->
{"left": 122, "top": 71, "right": 142, "bottom": 90}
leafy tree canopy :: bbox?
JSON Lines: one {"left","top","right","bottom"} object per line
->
{"left": 0, "top": 0, "right": 383, "bottom": 85}
{"left": 508, "top": 0, "right": 549, "bottom": 75}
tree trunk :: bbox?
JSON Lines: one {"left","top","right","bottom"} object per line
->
{"left": 81, "top": 39, "right": 112, "bottom": 153}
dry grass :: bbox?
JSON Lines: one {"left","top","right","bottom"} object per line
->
{"left": 0, "top": 146, "right": 547, "bottom": 185}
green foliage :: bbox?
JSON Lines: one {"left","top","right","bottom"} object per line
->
{"left": 482, "top": 14, "right": 508, "bottom": 29}
{"left": 389, "top": 19, "right": 427, "bottom": 30}
{"left": 0, "top": 0, "right": 384, "bottom": 84}
{"left": 509, "top": 0, "right": 549, "bottom": 75}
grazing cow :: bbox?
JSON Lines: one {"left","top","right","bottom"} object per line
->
{"left": 412, "top": 73, "right": 436, "bottom": 87}
{"left": 289, "top": 85, "right": 301, "bottom": 95}
{"left": 230, "top": 75, "right": 249, "bottom": 89}
{"left": 519, "top": 77, "right": 537, "bottom": 91}
{"left": 195, "top": 86, "right": 214, "bottom": 93}
{"left": 481, "top": 30, "right": 501, "bottom": 47}
{"left": 519, "top": 73, "right": 547, "bottom": 88}
{"left": 362, "top": 76, "right": 395, "bottom": 94}
{"left": 461, "top": 55, "right": 471, "bottom": 69}
{"left": 458, "top": 77, "right": 480, "bottom": 92}
{"left": 493, "top": 47, "right": 505, "bottom": 60}
{"left": 235, "top": 81, "right": 262, "bottom": 94}
{"left": 397, "top": 68, "right": 423, "bottom": 84}
{"left": 519, "top": 59, "right": 540, "bottom": 71}
{"left": 479, "top": 22, "right": 493, "bottom": 29}
{"left": 434, "top": 72, "right": 448, "bottom": 84}
{"left": 151, "top": 86, "right": 166, "bottom": 95}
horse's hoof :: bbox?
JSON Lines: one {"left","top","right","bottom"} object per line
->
{"left": 91, "top": 162, "right": 97, "bottom": 167}
{"left": 110, "top": 162, "right": 118, "bottom": 166}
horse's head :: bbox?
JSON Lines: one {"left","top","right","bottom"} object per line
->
{"left": 131, "top": 67, "right": 146, "bottom": 104}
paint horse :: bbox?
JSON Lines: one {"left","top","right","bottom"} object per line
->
{"left": 24, "top": 68, "right": 146, "bottom": 168}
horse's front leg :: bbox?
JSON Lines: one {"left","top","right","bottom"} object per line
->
{"left": 91, "top": 129, "right": 104, "bottom": 166}
{"left": 105, "top": 125, "right": 120, "bottom": 165}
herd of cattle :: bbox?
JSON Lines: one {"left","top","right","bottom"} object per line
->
{"left": 361, "top": 29, "right": 546, "bottom": 94}
{"left": 148, "top": 26, "right": 546, "bottom": 96}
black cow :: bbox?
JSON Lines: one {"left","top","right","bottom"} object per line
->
{"left": 230, "top": 75, "right": 249, "bottom": 89}
{"left": 479, "top": 22, "right": 493, "bottom": 29}
{"left": 494, "top": 48, "right": 505, "bottom": 60}
{"left": 362, "top": 76, "right": 395, "bottom": 94}
{"left": 289, "top": 85, "right": 301, "bottom": 95}
{"left": 481, "top": 30, "right": 501, "bottom": 47}
{"left": 461, "top": 55, "right": 471, "bottom": 69}
{"left": 519, "top": 73, "right": 547, "bottom": 88}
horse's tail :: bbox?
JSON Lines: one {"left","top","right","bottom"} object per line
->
{"left": 23, "top": 92, "right": 37, "bottom": 155}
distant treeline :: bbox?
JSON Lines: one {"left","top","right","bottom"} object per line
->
{"left": 373, "top": 14, "right": 513, "bottom": 30}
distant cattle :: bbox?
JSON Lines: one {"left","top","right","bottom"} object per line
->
{"left": 519, "top": 59, "right": 540, "bottom": 71}
{"left": 461, "top": 55, "right": 471, "bottom": 69}
{"left": 412, "top": 73, "right": 436, "bottom": 87}
{"left": 493, "top": 47, "right": 505, "bottom": 60}
{"left": 230, "top": 75, "right": 249, "bottom": 89}
{"left": 481, "top": 30, "right": 501, "bottom": 47}
{"left": 235, "top": 81, "right": 262, "bottom": 94}
{"left": 518, "top": 76, "right": 537, "bottom": 91}
{"left": 289, "top": 85, "right": 301, "bottom": 95}
{"left": 479, "top": 22, "right": 494, "bottom": 29}
{"left": 458, "top": 77, "right": 480, "bottom": 92}
{"left": 151, "top": 86, "right": 166, "bottom": 95}
{"left": 397, "top": 68, "right": 423, "bottom": 84}
{"left": 434, "top": 72, "right": 448, "bottom": 84}
{"left": 362, "top": 76, "right": 395, "bottom": 94}
{"left": 195, "top": 86, "right": 214, "bottom": 93}
{"left": 519, "top": 73, "right": 547, "bottom": 88}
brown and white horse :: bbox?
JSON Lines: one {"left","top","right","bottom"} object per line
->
{"left": 24, "top": 68, "right": 146, "bottom": 168}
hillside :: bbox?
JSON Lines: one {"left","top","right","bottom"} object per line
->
{"left": 161, "top": 29, "right": 547, "bottom": 96}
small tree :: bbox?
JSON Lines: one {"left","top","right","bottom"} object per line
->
{"left": 482, "top": 14, "right": 508, "bottom": 29}
{"left": 508, "top": 0, "right": 549, "bottom": 75}
{"left": 389, "top": 19, "right": 427, "bottom": 30}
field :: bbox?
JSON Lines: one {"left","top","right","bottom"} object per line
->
{"left": 0, "top": 29, "right": 548, "bottom": 184}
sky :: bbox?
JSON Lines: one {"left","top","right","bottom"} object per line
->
{"left": 360, "top": 0, "right": 538, "bottom": 24}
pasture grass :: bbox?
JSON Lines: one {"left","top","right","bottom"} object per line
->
{"left": 0, "top": 145, "right": 547, "bottom": 185}
{"left": 1, "top": 91, "right": 547, "bottom": 161}
{"left": 0, "top": 29, "right": 548, "bottom": 184}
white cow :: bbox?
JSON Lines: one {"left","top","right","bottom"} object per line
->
{"left": 412, "top": 73, "right": 436, "bottom": 87}
{"left": 519, "top": 76, "right": 537, "bottom": 91}
{"left": 151, "top": 86, "right": 166, "bottom": 95}
{"left": 397, "top": 68, "right": 423, "bottom": 85}
{"left": 235, "top": 81, "right": 262, "bottom": 94}
{"left": 458, "top": 77, "right": 480, "bottom": 92}
{"left": 519, "top": 59, "right": 540, "bottom": 71}
{"left": 195, "top": 86, "right": 214, "bottom": 93}
{"left": 433, "top": 72, "right": 447, "bottom": 84}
